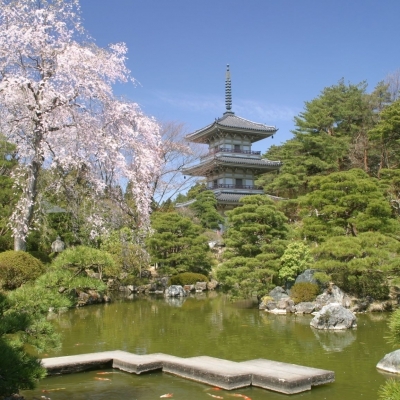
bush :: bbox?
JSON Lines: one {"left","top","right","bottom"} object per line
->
{"left": 290, "top": 282, "right": 320, "bottom": 304}
{"left": 170, "top": 272, "right": 209, "bottom": 286}
{"left": 28, "top": 250, "right": 52, "bottom": 264}
{"left": 52, "top": 246, "right": 118, "bottom": 279}
{"left": 0, "top": 251, "right": 45, "bottom": 290}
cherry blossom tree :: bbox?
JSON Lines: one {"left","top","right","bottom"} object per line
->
{"left": 0, "top": 0, "right": 161, "bottom": 250}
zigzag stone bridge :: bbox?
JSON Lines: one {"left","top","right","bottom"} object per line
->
{"left": 42, "top": 351, "right": 335, "bottom": 395}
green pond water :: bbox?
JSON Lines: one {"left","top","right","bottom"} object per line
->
{"left": 22, "top": 292, "right": 398, "bottom": 400}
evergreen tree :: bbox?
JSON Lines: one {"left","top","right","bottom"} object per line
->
{"left": 146, "top": 211, "right": 213, "bottom": 275}
{"left": 300, "top": 169, "right": 399, "bottom": 242}
{"left": 189, "top": 190, "right": 224, "bottom": 230}
{"left": 217, "top": 195, "right": 288, "bottom": 299}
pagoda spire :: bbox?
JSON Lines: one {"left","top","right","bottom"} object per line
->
{"left": 224, "top": 64, "right": 234, "bottom": 114}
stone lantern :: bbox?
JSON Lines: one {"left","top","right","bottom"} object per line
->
{"left": 51, "top": 236, "right": 65, "bottom": 253}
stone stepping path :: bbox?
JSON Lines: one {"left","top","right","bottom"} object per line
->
{"left": 42, "top": 351, "right": 334, "bottom": 395}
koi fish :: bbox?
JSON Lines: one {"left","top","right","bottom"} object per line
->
{"left": 160, "top": 394, "right": 173, "bottom": 398}
{"left": 94, "top": 377, "right": 110, "bottom": 381}
{"left": 211, "top": 387, "right": 222, "bottom": 391}
{"left": 42, "top": 388, "right": 66, "bottom": 392}
{"left": 96, "top": 372, "right": 115, "bottom": 375}
{"left": 207, "top": 394, "right": 224, "bottom": 399}
{"left": 228, "top": 394, "right": 251, "bottom": 400}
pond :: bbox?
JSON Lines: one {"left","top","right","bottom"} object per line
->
{"left": 22, "top": 292, "right": 397, "bottom": 400}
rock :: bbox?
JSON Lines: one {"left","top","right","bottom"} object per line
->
{"left": 207, "top": 279, "right": 218, "bottom": 290}
{"left": 377, "top": 349, "right": 400, "bottom": 374}
{"left": 269, "top": 308, "right": 287, "bottom": 314}
{"left": 368, "top": 301, "right": 393, "bottom": 312}
{"left": 269, "top": 286, "right": 289, "bottom": 302}
{"left": 195, "top": 282, "right": 207, "bottom": 292}
{"left": 310, "top": 303, "right": 357, "bottom": 330}
{"left": 315, "top": 284, "right": 352, "bottom": 309}
{"left": 165, "top": 285, "right": 186, "bottom": 297}
{"left": 75, "top": 289, "right": 109, "bottom": 307}
{"left": 277, "top": 298, "right": 294, "bottom": 310}
{"left": 184, "top": 284, "right": 195, "bottom": 292}
{"left": 295, "top": 269, "right": 318, "bottom": 285}
{"left": 295, "top": 302, "right": 316, "bottom": 314}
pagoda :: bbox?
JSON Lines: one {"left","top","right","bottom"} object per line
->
{"left": 180, "top": 65, "right": 282, "bottom": 211}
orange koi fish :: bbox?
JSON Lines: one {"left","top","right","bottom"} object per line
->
{"left": 160, "top": 394, "right": 173, "bottom": 398}
{"left": 228, "top": 394, "right": 251, "bottom": 400}
{"left": 94, "top": 377, "right": 110, "bottom": 381}
{"left": 96, "top": 372, "right": 115, "bottom": 375}
{"left": 207, "top": 394, "right": 224, "bottom": 399}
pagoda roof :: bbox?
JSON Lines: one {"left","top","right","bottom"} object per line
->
{"left": 182, "top": 154, "right": 282, "bottom": 176}
{"left": 215, "top": 191, "right": 284, "bottom": 205}
{"left": 186, "top": 112, "right": 278, "bottom": 144}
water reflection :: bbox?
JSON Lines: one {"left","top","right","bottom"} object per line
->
{"left": 312, "top": 328, "right": 357, "bottom": 352}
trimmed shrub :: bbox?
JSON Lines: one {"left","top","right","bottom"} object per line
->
{"left": 290, "top": 282, "right": 320, "bottom": 304}
{"left": 0, "top": 251, "right": 45, "bottom": 290}
{"left": 170, "top": 272, "right": 209, "bottom": 286}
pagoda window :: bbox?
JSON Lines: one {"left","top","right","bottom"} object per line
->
{"left": 213, "top": 179, "right": 218, "bottom": 188}
{"left": 236, "top": 178, "right": 243, "bottom": 188}
{"left": 234, "top": 144, "right": 241, "bottom": 153}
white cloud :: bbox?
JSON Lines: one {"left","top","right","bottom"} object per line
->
{"left": 155, "top": 91, "right": 300, "bottom": 123}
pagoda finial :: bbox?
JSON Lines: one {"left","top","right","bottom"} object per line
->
{"left": 225, "top": 64, "right": 233, "bottom": 113}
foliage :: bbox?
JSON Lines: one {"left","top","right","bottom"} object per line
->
{"left": 170, "top": 272, "right": 209, "bottom": 286}
{"left": 290, "top": 282, "right": 320, "bottom": 304}
{"left": 312, "top": 232, "right": 398, "bottom": 299}
{"left": 257, "top": 80, "right": 390, "bottom": 198}
{"left": 0, "top": 0, "right": 161, "bottom": 250}
{"left": 0, "top": 136, "right": 18, "bottom": 252}
{"left": 0, "top": 284, "right": 66, "bottom": 396}
{"left": 52, "top": 246, "right": 117, "bottom": 280}
{"left": 369, "top": 100, "right": 400, "bottom": 171}
{"left": 0, "top": 251, "right": 45, "bottom": 290}
{"left": 278, "top": 241, "right": 313, "bottom": 282}
{"left": 189, "top": 190, "right": 224, "bottom": 230}
{"left": 300, "top": 169, "right": 399, "bottom": 242}
{"left": 217, "top": 195, "right": 289, "bottom": 300}
{"left": 378, "top": 378, "right": 400, "bottom": 400}
{"left": 100, "top": 227, "right": 149, "bottom": 277}
{"left": 28, "top": 251, "right": 52, "bottom": 265}
{"left": 146, "top": 211, "right": 214, "bottom": 275}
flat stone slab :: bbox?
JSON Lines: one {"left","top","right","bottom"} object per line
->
{"left": 163, "top": 356, "right": 252, "bottom": 390}
{"left": 41, "top": 351, "right": 334, "bottom": 394}
{"left": 240, "top": 359, "right": 335, "bottom": 394}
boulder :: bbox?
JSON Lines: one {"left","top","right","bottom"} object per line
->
{"left": 165, "top": 285, "right": 186, "bottom": 297}
{"left": 295, "top": 302, "right": 316, "bottom": 314}
{"left": 269, "top": 286, "right": 289, "bottom": 302}
{"left": 315, "top": 284, "right": 352, "bottom": 309}
{"left": 75, "top": 289, "right": 110, "bottom": 307}
{"left": 195, "top": 281, "right": 207, "bottom": 292}
{"left": 207, "top": 279, "right": 219, "bottom": 290}
{"left": 310, "top": 303, "right": 357, "bottom": 330}
{"left": 295, "top": 269, "right": 319, "bottom": 285}
{"left": 377, "top": 349, "right": 400, "bottom": 374}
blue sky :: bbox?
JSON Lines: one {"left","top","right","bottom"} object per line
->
{"left": 80, "top": 0, "right": 400, "bottom": 153}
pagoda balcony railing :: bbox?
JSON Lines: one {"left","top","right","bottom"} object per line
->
{"left": 210, "top": 184, "right": 262, "bottom": 190}
{"left": 201, "top": 148, "right": 261, "bottom": 159}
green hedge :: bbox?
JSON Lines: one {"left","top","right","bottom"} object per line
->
{"left": 170, "top": 272, "right": 209, "bottom": 286}
{"left": 0, "top": 251, "right": 45, "bottom": 290}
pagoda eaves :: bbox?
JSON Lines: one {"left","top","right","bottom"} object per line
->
{"left": 186, "top": 112, "right": 277, "bottom": 144}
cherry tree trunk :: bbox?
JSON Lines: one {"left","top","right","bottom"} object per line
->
{"left": 13, "top": 159, "right": 41, "bottom": 251}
